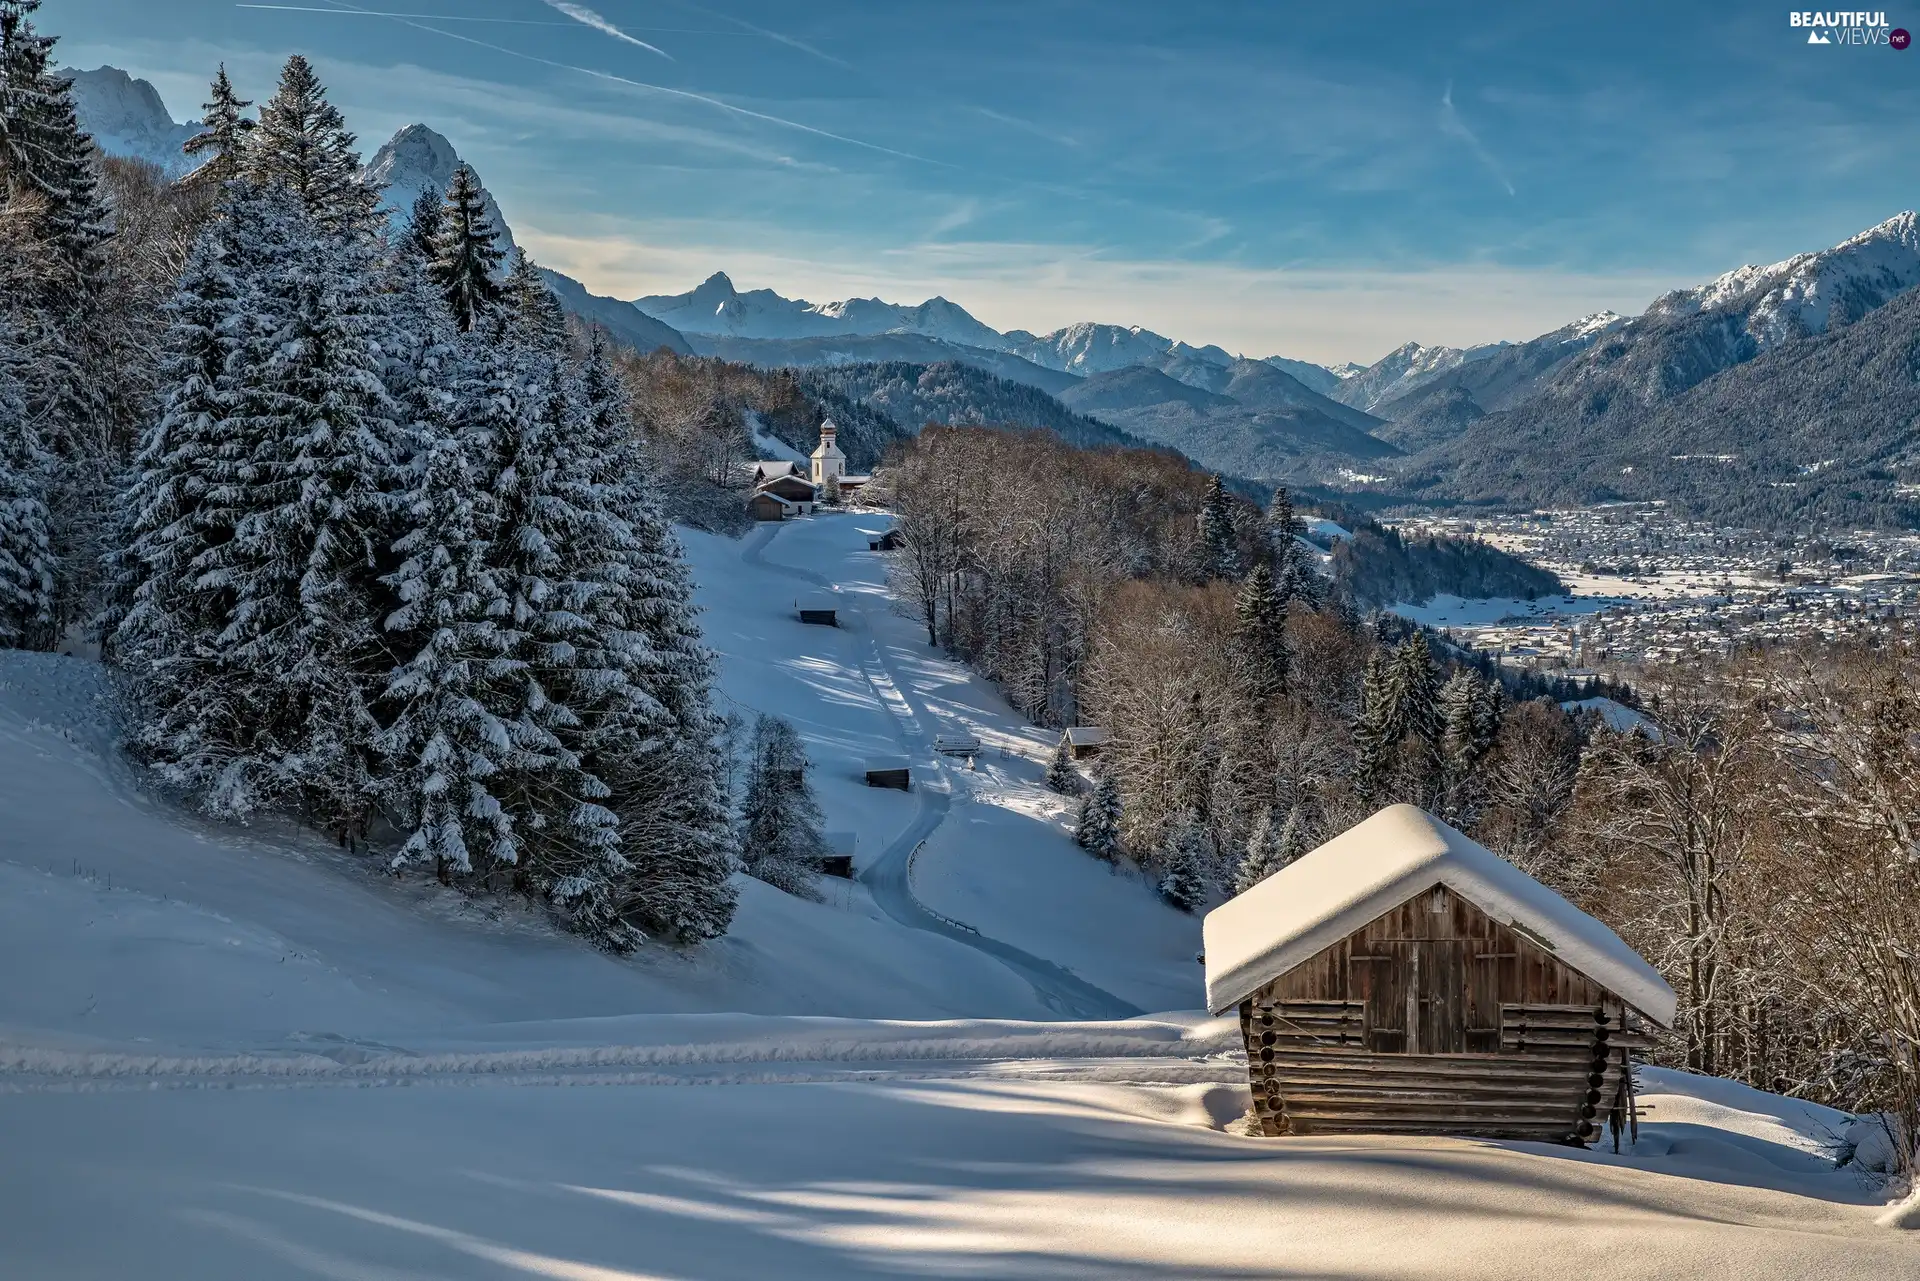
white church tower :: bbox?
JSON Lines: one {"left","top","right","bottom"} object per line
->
{"left": 810, "top": 420, "right": 847, "bottom": 488}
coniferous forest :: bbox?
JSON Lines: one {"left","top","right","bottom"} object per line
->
{"left": 0, "top": 6, "right": 735, "bottom": 949}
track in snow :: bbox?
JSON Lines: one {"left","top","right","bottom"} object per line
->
{"left": 742, "top": 522, "right": 1140, "bottom": 1021}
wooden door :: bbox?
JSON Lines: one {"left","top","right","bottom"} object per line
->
{"left": 1415, "top": 940, "right": 1468, "bottom": 1054}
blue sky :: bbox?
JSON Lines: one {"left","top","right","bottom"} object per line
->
{"left": 56, "top": 0, "right": 1920, "bottom": 363}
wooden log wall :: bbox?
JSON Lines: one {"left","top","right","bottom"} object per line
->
{"left": 1236, "top": 886, "right": 1654, "bottom": 1144}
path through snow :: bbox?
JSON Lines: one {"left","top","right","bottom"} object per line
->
{"left": 742, "top": 521, "right": 1139, "bottom": 1020}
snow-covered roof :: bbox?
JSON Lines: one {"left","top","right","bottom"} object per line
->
{"left": 753, "top": 460, "right": 803, "bottom": 480}
{"left": 1063, "top": 727, "right": 1110, "bottom": 747}
{"left": 1202, "top": 805, "right": 1676, "bottom": 1026}
{"left": 865, "top": 756, "right": 911, "bottom": 772}
{"left": 796, "top": 594, "right": 838, "bottom": 612}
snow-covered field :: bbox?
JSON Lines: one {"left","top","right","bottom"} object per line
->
{"left": 1386, "top": 591, "right": 1621, "bottom": 629}
{"left": 1, "top": 511, "right": 1913, "bottom": 1277}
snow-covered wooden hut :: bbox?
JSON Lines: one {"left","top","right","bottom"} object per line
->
{"left": 1204, "top": 805, "right": 1675, "bottom": 1146}
{"left": 1060, "top": 726, "right": 1110, "bottom": 759}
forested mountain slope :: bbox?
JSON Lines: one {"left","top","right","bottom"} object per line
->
{"left": 790, "top": 360, "right": 1148, "bottom": 451}
{"left": 1402, "top": 279, "right": 1920, "bottom": 527}
{"left": 1059, "top": 365, "right": 1399, "bottom": 483}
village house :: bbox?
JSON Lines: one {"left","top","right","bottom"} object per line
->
{"left": 1204, "top": 805, "right": 1675, "bottom": 1146}
{"left": 747, "top": 465, "right": 818, "bottom": 521}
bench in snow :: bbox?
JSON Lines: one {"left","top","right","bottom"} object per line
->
{"left": 933, "top": 734, "right": 982, "bottom": 757}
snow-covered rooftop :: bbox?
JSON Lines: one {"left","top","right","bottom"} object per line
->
{"left": 1202, "top": 805, "right": 1676, "bottom": 1026}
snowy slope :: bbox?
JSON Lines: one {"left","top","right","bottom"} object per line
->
{"left": 3, "top": 1060, "right": 1911, "bottom": 1279}
{"left": 1, "top": 517, "right": 1914, "bottom": 1275}
{"left": 0, "top": 647, "right": 1071, "bottom": 1053}
{"left": 728, "top": 515, "right": 1203, "bottom": 1014}
{"left": 65, "top": 65, "right": 199, "bottom": 176}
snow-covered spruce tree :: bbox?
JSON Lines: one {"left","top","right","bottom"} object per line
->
{"left": 450, "top": 337, "right": 632, "bottom": 927}
{"left": 0, "top": 316, "right": 52, "bottom": 645}
{"left": 503, "top": 247, "right": 566, "bottom": 348}
{"left": 0, "top": 1, "right": 113, "bottom": 641}
{"left": 1436, "top": 669, "right": 1501, "bottom": 825}
{"left": 372, "top": 248, "right": 527, "bottom": 884}
{"left": 1074, "top": 768, "right": 1123, "bottom": 863}
{"left": 134, "top": 186, "right": 398, "bottom": 825}
{"left": 109, "top": 186, "right": 252, "bottom": 679}
{"left": 1196, "top": 473, "right": 1240, "bottom": 580}
{"left": 378, "top": 410, "right": 522, "bottom": 884}
{"left": 403, "top": 185, "right": 442, "bottom": 265}
{"left": 180, "top": 64, "right": 253, "bottom": 187}
{"left": 567, "top": 332, "right": 738, "bottom": 941}
{"left": 1234, "top": 804, "right": 1303, "bottom": 894}
{"left": 244, "top": 55, "right": 378, "bottom": 234}
{"left": 1351, "top": 648, "right": 1397, "bottom": 803}
{"left": 737, "top": 713, "right": 825, "bottom": 899}
{"left": 431, "top": 163, "right": 505, "bottom": 333}
{"left": 1157, "top": 809, "right": 1211, "bottom": 913}
{"left": 1232, "top": 561, "right": 1290, "bottom": 703}
{"left": 1264, "top": 485, "right": 1301, "bottom": 555}
{"left": 1045, "top": 734, "right": 1078, "bottom": 793}
{"left": 0, "top": 2, "right": 107, "bottom": 288}
{"left": 1389, "top": 631, "right": 1441, "bottom": 749}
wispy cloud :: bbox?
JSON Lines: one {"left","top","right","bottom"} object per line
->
{"left": 236, "top": 4, "right": 573, "bottom": 24}
{"left": 661, "top": 0, "right": 851, "bottom": 69}
{"left": 314, "top": 0, "right": 937, "bottom": 165}
{"left": 1440, "top": 80, "right": 1515, "bottom": 196}
{"left": 541, "top": 1, "right": 673, "bottom": 60}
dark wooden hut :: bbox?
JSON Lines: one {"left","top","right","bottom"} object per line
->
{"left": 864, "top": 756, "right": 911, "bottom": 790}
{"left": 796, "top": 595, "right": 838, "bottom": 626}
{"left": 1204, "top": 805, "right": 1675, "bottom": 1146}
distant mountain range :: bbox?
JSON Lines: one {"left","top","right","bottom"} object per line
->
{"left": 68, "top": 67, "right": 1920, "bottom": 525}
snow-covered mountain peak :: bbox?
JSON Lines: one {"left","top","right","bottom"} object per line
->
{"left": 64, "top": 66, "right": 200, "bottom": 176}
{"left": 1559, "top": 310, "right": 1628, "bottom": 343}
{"left": 1648, "top": 210, "right": 1920, "bottom": 347}
{"left": 634, "top": 275, "right": 1009, "bottom": 348}
{"left": 360, "top": 124, "right": 517, "bottom": 252}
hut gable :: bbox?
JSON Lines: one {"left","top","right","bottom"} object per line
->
{"left": 1204, "top": 806, "right": 1676, "bottom": 1027}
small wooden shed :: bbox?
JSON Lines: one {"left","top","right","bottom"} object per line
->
{"left": 865, "top": 756, "right": 911, "bottom": 790}
{"left": 1204, "top": 805, "right": 1675, "bottom": 1146}
{"left": 748, "top": 492, "right": 793, "bottom": 522}
{"left": 868, "top": 528, "right": 904, "bottom": 551}
{"left": 796, "top": 595, "right": 838, "bottom": 626}
{"left": 1060, "top": 726, "right": 1110, "bottom": 759}
{"left": 819, "top": 831, "right": 857, "bottom": 879}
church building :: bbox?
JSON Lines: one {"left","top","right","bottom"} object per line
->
{"left": 809, "top": 421, "right": 870, "bottom": 499}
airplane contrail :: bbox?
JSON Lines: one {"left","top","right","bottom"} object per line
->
{"left": 308, "top": 0, "right": 941, "bottom": 166}
{"left": 541, "top": 1, "right": 673, "bottom": 60}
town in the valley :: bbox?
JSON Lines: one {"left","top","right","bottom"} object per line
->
{"left": 1380, "top": 503, "right": 1920, "bottom": 675}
